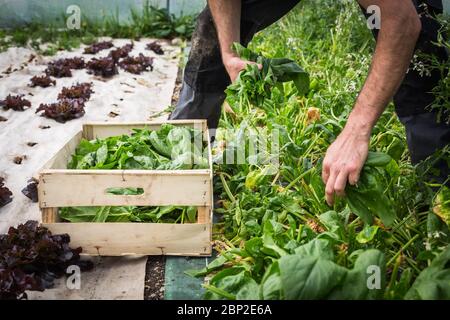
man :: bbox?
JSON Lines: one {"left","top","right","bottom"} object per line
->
{"left": 170, "top": 0, "right": 449, "bottom": 205}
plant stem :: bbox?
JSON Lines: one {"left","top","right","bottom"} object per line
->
{"left": 285, "top": 167, "right": 314, "bottom": 190}
{"left": 203, "top": 284, "right": 236, "bottom": 300}
{"left": 387, "top": 234, "right": 420, "bottom": 267}
{"left": 297, "top": 224, "right": 304, "bottom": 242}
{"left": 220, "top": 173, "right": 236, "bottom": 203}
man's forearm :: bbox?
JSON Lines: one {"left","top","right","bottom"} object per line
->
{"left": 350, "top": 0, "right": 421, "bottom": 134}
{"left": 322, "top": 1, "right": 422, "bottom": 205}
{"left": 208, "top": 0, "right": 242, "bottom": 60}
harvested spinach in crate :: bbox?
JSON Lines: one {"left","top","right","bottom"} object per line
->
{"left": 61, "top": 124, "right": 209, "bottom": 223}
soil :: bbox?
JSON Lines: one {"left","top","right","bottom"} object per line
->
{"left": 144, "top": 256, "right": 166, "bottom": 300}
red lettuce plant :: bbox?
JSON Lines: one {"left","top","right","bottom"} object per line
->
{"left": 146, "top": 41, "right": 164, "bottom": 55}
{"left": 0, "top": 177, "right": 13, "bottom": 207}
{"left": 0, "top": 221, "right": 93, "bottom": 300}
{"left": 45, "top": 63, "right": 72, "bottom": 78}
{"left": 36, "top": 99, "right": 85, "bottom": 123}
{"left": 29, "top": 75, "right": 56, "bottom": 88}
{"left": 87, "top": 57, "right": 118, "bottom": 77}
{"left": 83, "top": 41, "right": 114, "bottom": 54}
{"left": 60, "top": 57, "right": 86, "bottom": 69}
{"left": 0, "top": 94, "right": 31, "bottom": 111}
{"left": 21, "top": 178, "right": 38, "bottom": 203}
{"left": 44, "top": 57, "right": 86, "bottom": 78}
{"left": 58, "top": 82, "right": 94, "bottom": 102}
{"left": 109, "top": 43, "right": 134, "bottom": 62}
{"left": 119, "top": 54, "right": 154, "bottom": 74}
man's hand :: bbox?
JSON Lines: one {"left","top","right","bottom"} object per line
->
{"left": 322, "top": 113, "right": 371, "bottom": 206}
{"left": 223, "top": 54, "right": 262, "bottom": 82}
{"left": 208, "top": 1, "right": 261, "bottom": 82}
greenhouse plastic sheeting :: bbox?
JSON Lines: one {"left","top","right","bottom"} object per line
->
{"left": 0, "top": 0, "right": 448, "bottom": 28}
{"left": 0, "top": 0, "right": 205, "bottom": 28}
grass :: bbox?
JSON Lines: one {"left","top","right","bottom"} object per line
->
{"left": 0, "top": 2, "right": 196, "bottom": 55}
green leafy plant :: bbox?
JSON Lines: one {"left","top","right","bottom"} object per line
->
{"left": 433, "top": 186, "right": 450, "bottom": 227}
{"left": 187, "top": 0, "right": 449, "bottom": 300}
{"left": 226, "top": 43, "right": 309, "bottom": 116}
{"left": 404, "top": 245, "right": 450, "bottom": 300}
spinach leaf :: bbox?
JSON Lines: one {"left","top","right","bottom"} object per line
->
{"left": 405, "top": 245, "right": 450, "bottom": 300}
{"left": 294, "top": 238, "right": 334, "bottom": 260}
{"left": 328, "top": 249, "right": 386, "bottom": 300}
{"left": 204, "top": 267, "right": 259, "bottom": 300}
{"left": 433, "top": 186, "right": 450, "bottom": 227}
{"left": 345, "top": 152, "right": 397, "bottom": 226}
{"left": 356, "top": 225, "right": 380, "bottom": 244}
{"left": 226, "top": 43, "right": 310, "bottom": 111}
{"left": 278, "top": 254, "right": 347, "bottom": 299}
{"left": 260, "top": 261, "right": 283, "bottom": 300}
{"left": 149, "top": 124, "right": 174, "bottom": 157}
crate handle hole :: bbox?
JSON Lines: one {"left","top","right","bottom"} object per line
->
{"left": 105, "top": 187, "right": 144, "bottom": 196}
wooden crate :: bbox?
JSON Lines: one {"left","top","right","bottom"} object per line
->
{"left": 38, "top": 120, "right": 213, "bottom": 256}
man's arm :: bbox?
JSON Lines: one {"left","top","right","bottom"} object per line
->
{"left": 208, "top": 0, "right": 259, "bottom": 81}
{"left": 322, "top": 0, "right": 421, "bottom": 205}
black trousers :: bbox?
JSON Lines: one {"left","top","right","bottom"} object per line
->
{"left": 170, "top": 0, "right": 449, "bottom": 183}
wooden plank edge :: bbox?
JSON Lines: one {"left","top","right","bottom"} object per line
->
{"left": 43, "top": 222, "right": 212, "bottom": 256}
{"left": 39, "top": 169, "right": 212, "bottom": 176}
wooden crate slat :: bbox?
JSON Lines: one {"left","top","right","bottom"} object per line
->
{"left": 41, "top": 131, "right": 83, "bottom": 171}
{"left": 39, "top": 169, "right": 211, "bottom": 208}
{"left": 42, "top": 207, "right": 59, "bottom": 223}
{"left": 197, "top": 206, "right": 211, "bottom": 224}
{"left": 205, "top": 125, "right": 214, "bottom": 224}
{"left": 44, "top": 223, "right": 211, "bottom": 256}
{"left": 83, "top": 120, "right": 207, "bottom": 140}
